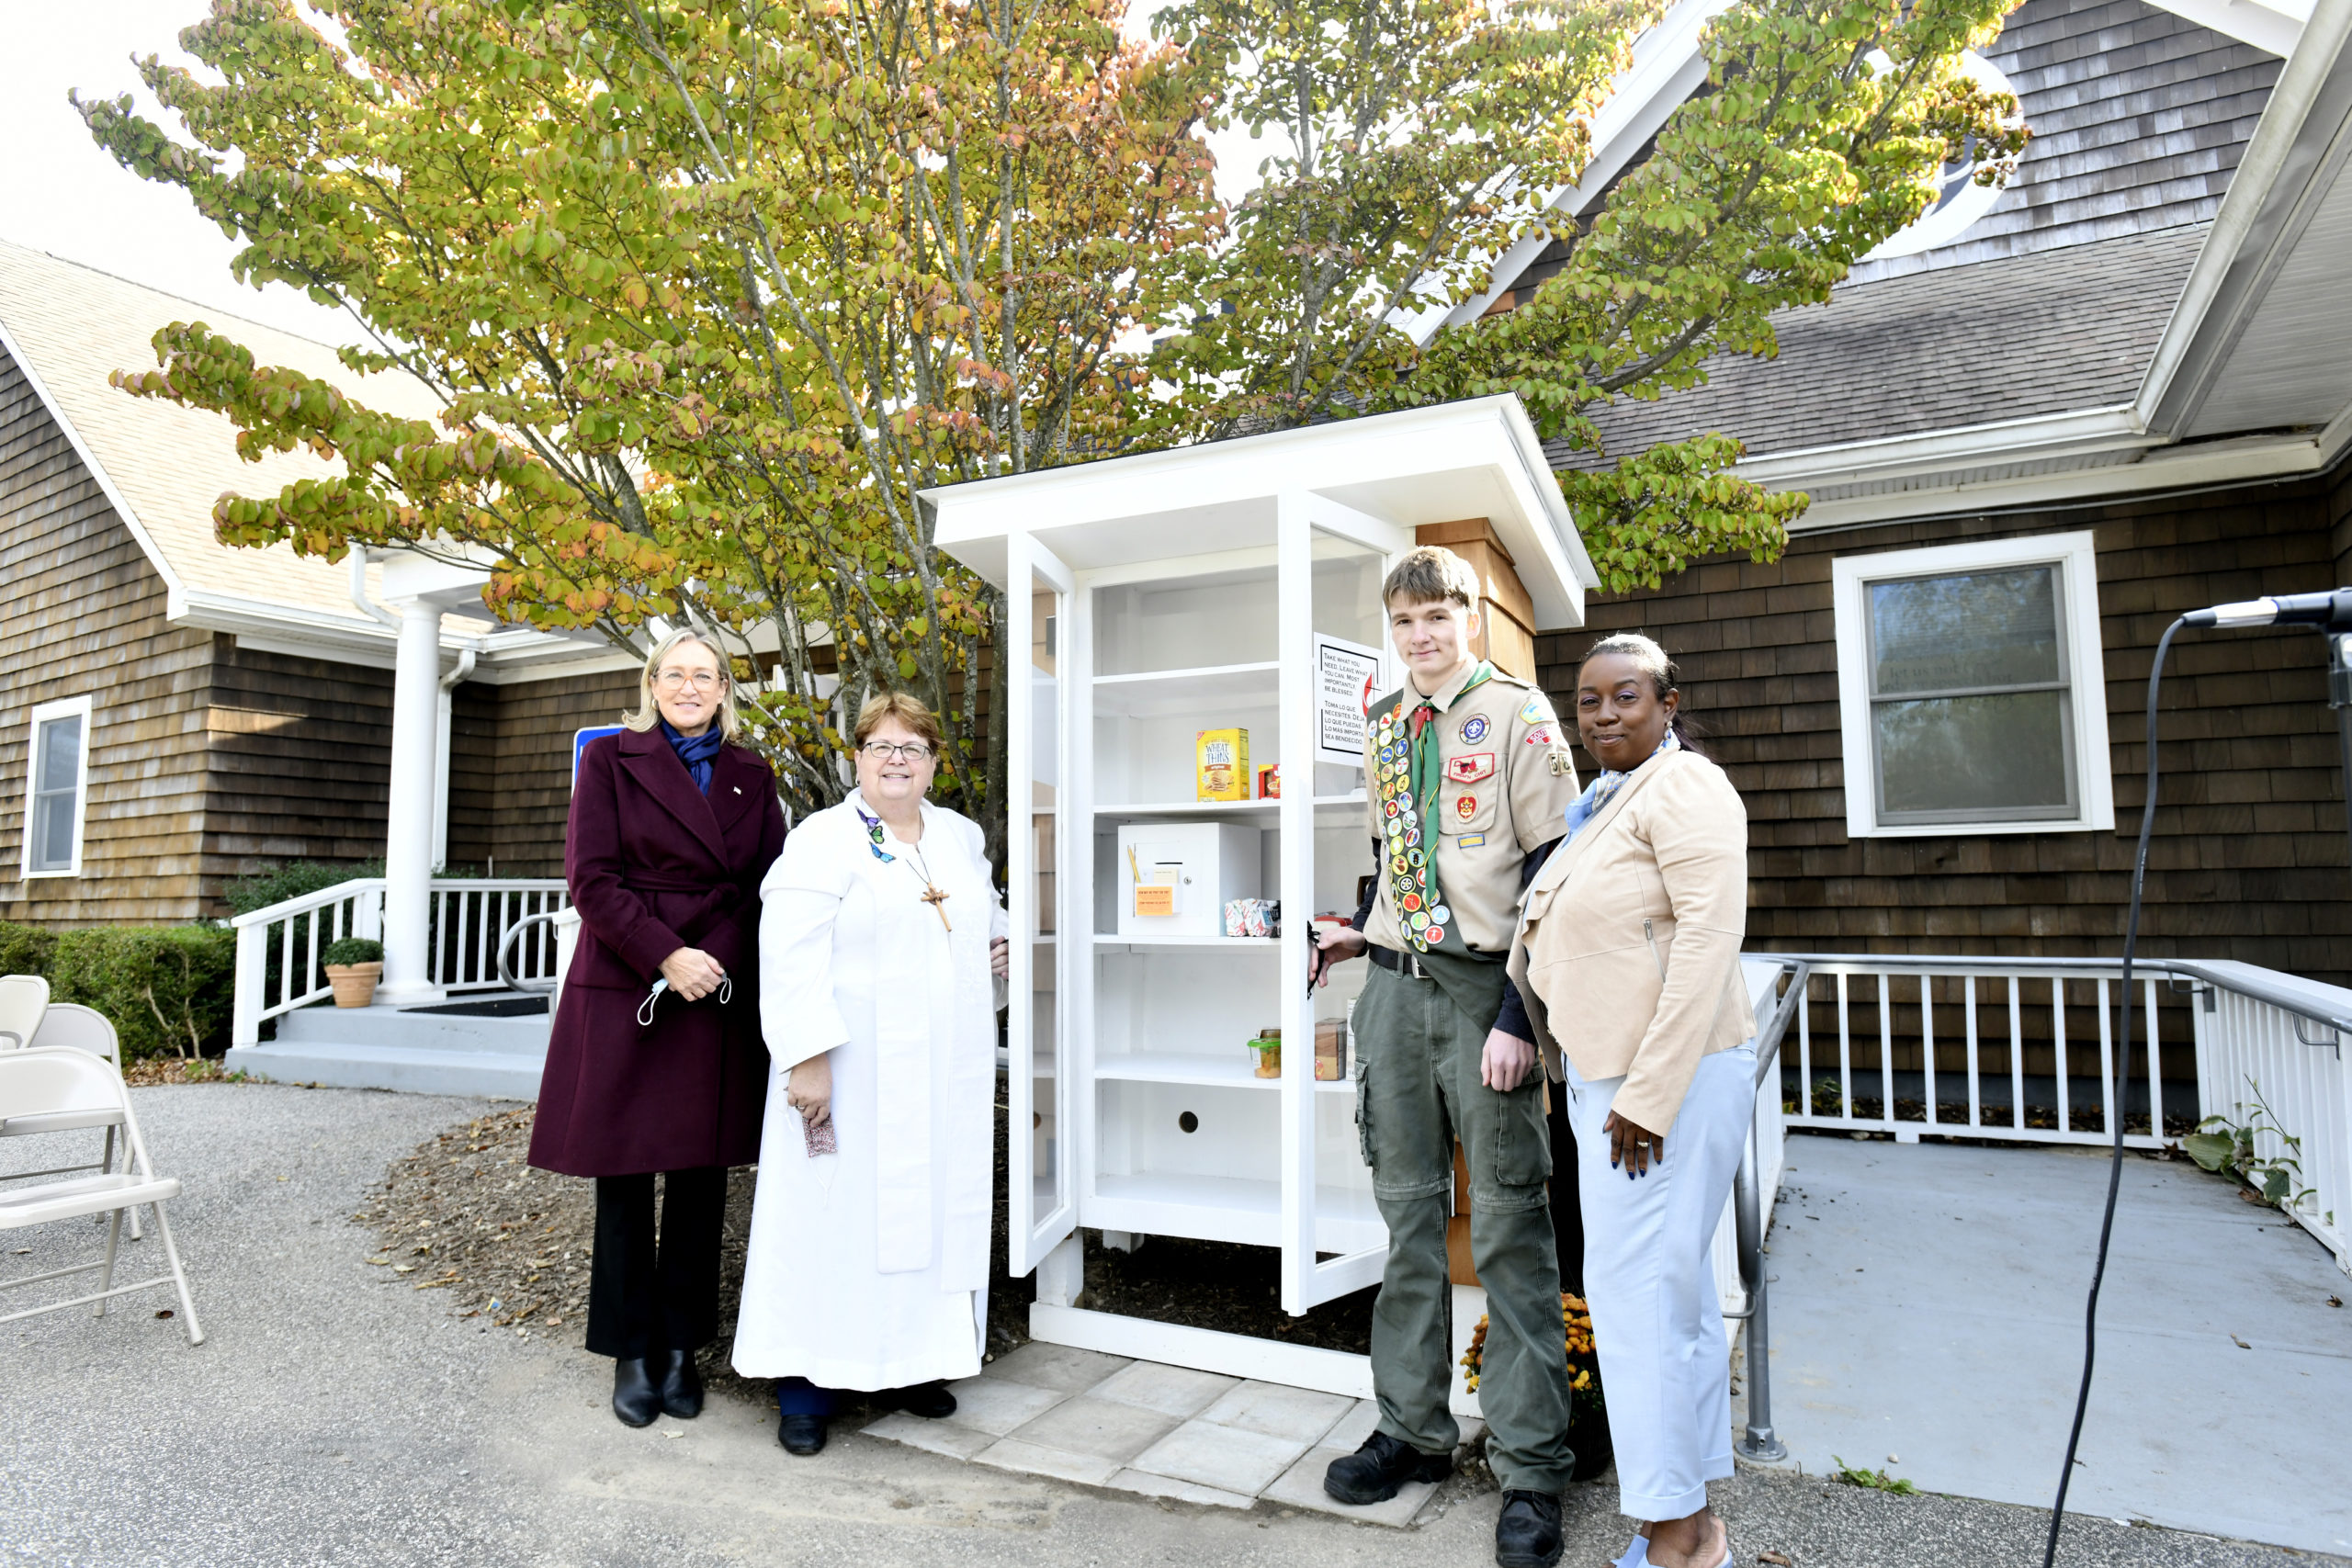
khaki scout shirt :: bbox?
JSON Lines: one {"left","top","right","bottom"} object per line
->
{"left": 1361, "top": 662, "right": 1580, "bottom": 956}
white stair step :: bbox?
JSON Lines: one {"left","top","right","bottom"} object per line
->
{"left": 224, "top": 1041, "right": 544, "bottom": 1100}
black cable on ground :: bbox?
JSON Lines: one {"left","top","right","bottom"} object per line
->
{"left": 2041, "top": 615, "right": 2186, "bottom": 1568}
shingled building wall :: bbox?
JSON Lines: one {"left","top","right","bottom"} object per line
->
{"left": 1537, "top": 467, "right": 2352, "bottom": 989}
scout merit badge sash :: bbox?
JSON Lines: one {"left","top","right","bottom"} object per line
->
{"left": 1370, "top": 662, "right": 1517, "bottom": 1026}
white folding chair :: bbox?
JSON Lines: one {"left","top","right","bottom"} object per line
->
{"left": 0, "top": 974, "right": 49, "bottom": 1051}
{"left": 15, "top": 1005, "right": 142, "bottom": 1238}
{"left": 0, "top": 1047, "right": 203, "bottom": 1345}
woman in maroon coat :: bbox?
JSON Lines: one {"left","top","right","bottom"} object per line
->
{"left": 529, "top": 628, "right": 787, "bottom": 1427}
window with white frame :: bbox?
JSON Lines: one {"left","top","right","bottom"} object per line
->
{"left": 23, "top": 696, "right": 93, "bottom": 876}
{"left": 1831, "top": 533, "right": 2113, "bottom": 838}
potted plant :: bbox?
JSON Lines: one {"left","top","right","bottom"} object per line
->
{"left": 321, "top": 938, "right": 386, "bottom": 1008}
{"left": 1463, "top": 1292, "right": 1613, "bottom": 1482}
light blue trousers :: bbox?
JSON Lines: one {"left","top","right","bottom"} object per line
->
{"left": 1560, "top": 1044, "right": 1756, "bottom": 1521}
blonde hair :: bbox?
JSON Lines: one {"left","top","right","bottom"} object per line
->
{"left": 624, "top": 628, "right": 742, "bottom": 741}
{"left": 853, "top": 691, "right": 944, "bottom": 751}
{"left": 1381, "top": 546, "right": 1481, "bottom": 612}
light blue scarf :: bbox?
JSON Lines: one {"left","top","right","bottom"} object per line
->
{"left": 1561, "top": 730, "right": 1680, "bottom": 843}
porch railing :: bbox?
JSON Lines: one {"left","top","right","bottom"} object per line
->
{"left": 1774, "top": 953, "right": 2352, "bottom": 1269}
{"left": 230, "top": 876, "right": 570, "bottom": 1045}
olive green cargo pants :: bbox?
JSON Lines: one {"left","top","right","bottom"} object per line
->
{"left": 1351, "top": 964, "right": 1575, "bottom": 1495}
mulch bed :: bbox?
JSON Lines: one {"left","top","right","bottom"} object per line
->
{"left": 356, "top": 1082, "right": 1380, "bottom": 1405}
{"left": 121, "top": 1056, "right": 254, "bottom": 1087}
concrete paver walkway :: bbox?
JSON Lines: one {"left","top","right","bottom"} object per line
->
{"left": 1763, "top": 1135, "right": 2352, "bottom": 1556}
{"left": 1, "top": 1084, "right": 2334, "bottom": 1568}
{"left": 865, "top": 1341, "right": 1472, "bottom": 1523}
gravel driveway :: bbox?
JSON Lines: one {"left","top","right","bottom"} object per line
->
{"left": 1, "top": 1083, "right": 2330, "bottom": 1568}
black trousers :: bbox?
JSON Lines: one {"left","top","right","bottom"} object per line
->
{"left": 585, "top": 1168, "right": 728, "bottom": 1359}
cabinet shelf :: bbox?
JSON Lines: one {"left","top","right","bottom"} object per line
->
{"left": 1090, "top": 933, "right": 1284, "bottom": 951}
{"left": 1091, "top": 793, "right": 1368, "bottom": 820}
{"left": 1091, "top": 661, "right": 1280, "bottom": 718}
{"left": 1095, "top": 1052, "right": 1356, "bottom": 1094}
{"left": 1089, "top": 1173, "right": 1384, "bottom": 1253}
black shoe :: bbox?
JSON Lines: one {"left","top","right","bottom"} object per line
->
{"left": 612, "top": 1357, "right": 662, "bottom": 1428}
{"left": 1322, "top": 1430, "right": 1453, "bottom": 1505}
{"left": 657, "top": 1347, "right": 704, "bottom": 1420}
{"left": 888, "top": 1381, "right": 957, "bottom": 1419}
{"left": 779, "top": 1413, "right": 829, "bottom": 1455}
{"left": 1494, "top": 1489, "right": 1564, "bottom": 1568}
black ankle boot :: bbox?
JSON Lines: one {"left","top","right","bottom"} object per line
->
{"left": 1494, "top": 1489, "right": 1564, "bottom": 1568}
{"left": 888, "top": 1381, "right": 957, "bottom": 1419}
{"left": 612, "top": 1357, "right": 662, "bottom": 1427}
{"left": 778, "top": 1412, "right": 829, "bottom": 1455}
{"left": 1322, "top": 1430, "right": 1452, "bottom": 1505}
{"left": 658, "top": 1347, "right": 704, "bottom": 1419}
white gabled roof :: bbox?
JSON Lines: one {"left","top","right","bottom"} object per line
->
{"left": 923, "top": 394, "right": 1599, "bottom": 630}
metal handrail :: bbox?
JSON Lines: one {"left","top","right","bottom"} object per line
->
{"left": 495, "top": 911, "right": 565, "bottom": 995}
{"left": 1731, "top": 957, "right": 1809, "bottom": 1464}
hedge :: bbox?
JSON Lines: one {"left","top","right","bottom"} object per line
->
{"left": 0, "top": 921, "right": 237, "bottom": 1061}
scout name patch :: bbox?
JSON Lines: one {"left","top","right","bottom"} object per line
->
{"left": 1445, "top": 752, "right": 1494, "bottom": 784}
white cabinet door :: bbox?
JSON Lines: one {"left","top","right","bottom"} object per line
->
{"left": 1274, "top": 497, "right": 1409, "bottom": 1313}
{"left": 1007, "top": 532, "right": 1079, "bottom": 1276}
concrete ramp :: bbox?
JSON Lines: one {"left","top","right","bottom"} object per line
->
{"left": 225, "top": 996, "right": 548, "bottom": 1099}
{"left": 1759, "top": 1135, "right": 2352, "bottom": 1557}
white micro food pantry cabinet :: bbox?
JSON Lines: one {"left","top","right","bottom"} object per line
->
{"left": 923, "top": 395, "right": 1599, "bottom": 1392}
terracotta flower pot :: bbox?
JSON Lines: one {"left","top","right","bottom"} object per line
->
{"left": 325, "top": 962, "right": 383, "bottom": 1009}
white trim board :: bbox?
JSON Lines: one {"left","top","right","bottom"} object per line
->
{"left": 1830, "top": 530, "right": 2116, "bottom": 840}
{"left": 1028, "top": 1303, "right": 1375, "bottom": 1400}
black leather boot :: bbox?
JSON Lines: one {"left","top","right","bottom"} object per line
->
{"left": 657, "top": 1347, "right": 704, "bottom": 1419}
{"left": 1322, "top": 1430, "right": 1453, "bottom": 1505}
{"left": 611, "top": 1357, "right": 662, "bottom": 1427}
{"left": 1494, "top": 1489, "right": 1565, "bottom": 1568}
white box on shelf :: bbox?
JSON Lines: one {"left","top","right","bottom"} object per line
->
{"left": 1115, "top": 823, "right": 1261, "bottom": 938}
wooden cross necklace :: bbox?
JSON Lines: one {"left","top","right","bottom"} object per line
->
{"left": 857, "top": 804, "right": 953, "bottom": 931}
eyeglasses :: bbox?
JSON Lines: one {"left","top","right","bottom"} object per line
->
{"left": 655, "top": 669, "right": 725, "bottom": 691}
{"left": 860, "top": 741, "right": 935, "bottom": 762}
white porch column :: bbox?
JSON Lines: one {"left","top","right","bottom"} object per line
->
{"left": 378, "top": 599, "right": 445, "bottom": 1005}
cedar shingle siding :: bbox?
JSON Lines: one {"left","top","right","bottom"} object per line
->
{"left": 1539, "top": 468, "right": 2352, "bottom": 988}
{"left": 201, "top": 637, "right": 393, "bottom": 875}
{"left": 1846, "top": 0, "right": 2282, "bottom": 281}
{"left": 446, "top": 671, "right": 639, "bottom": 877}
{"left": 0, "top": 347, "right": 216, "bottom": 926}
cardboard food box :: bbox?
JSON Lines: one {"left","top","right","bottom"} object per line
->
{"left": 1315, "top": 1019, "right": 1347, "bottom": 1081}
{"left": 1196, "top": 728, "right": 1250, "bottom": 802}
{"left": 1257, "top": 763, "right": 1281, "bottom": 799}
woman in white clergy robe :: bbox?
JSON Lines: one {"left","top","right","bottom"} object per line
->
{"left": 731, "top": 692, "right": 1009, "bottom": 1457}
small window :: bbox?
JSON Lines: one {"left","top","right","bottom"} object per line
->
{"left": 1833, "top": 535, "right": 2112, "bottom": 838}
{"left": 23, "top": 697, "right": 93, "bottom": 877}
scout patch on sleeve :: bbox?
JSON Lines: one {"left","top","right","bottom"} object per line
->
{"left": 1520, "top": 694, "right": 1551, "bottom": 725}
{"left": 1549, "top": 750, "right": 1575, "bottom": 776}
{"left": 1523, "top": 726, "right": 1553, "bottom": 746}
{"left": 1445, "top": 752, "right": 1495, "bottom": 784}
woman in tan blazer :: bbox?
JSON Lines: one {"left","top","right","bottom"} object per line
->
{"left": 1506, "top": 634, "right": 1755, "bottom": 1568}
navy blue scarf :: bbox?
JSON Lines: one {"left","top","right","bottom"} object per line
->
{"left": 660, "top": 718, "right": 726, "bottom": 794}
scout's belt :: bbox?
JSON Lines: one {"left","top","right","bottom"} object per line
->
{"left": 1370, "top": 944, "right": 1441, "bottom": 981}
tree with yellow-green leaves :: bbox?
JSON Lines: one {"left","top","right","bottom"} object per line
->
{"left": 82, "top": 0, "right": 2021, "bottom": 843}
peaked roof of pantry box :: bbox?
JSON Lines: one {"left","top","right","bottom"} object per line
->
{"left": 0, "top": 238, "right": 444, "bottom": 644}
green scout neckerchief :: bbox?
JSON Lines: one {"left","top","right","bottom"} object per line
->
{"left": 1370, "top": 660, "right": 1493, "bottom": 953}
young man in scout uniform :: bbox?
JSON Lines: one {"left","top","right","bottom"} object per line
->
{"left": 1308, "top": 545, "right": 1581, "bottom": 1568}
